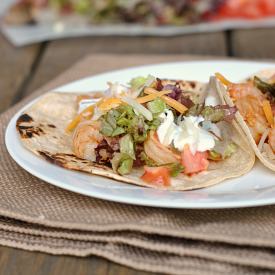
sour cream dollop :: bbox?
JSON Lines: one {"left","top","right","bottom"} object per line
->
{"left": 157, "top": 110, "right": 177, "bottom": 146}
{"left": 157, "top": 110, "right": 216, "bottom": 155}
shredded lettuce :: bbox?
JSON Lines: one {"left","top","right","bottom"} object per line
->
{"left": 141, "top": 155, "right": 184, "bottom": 177}
{"left": 208, "top": 150, "right": 222, "bottom": 161}
{"left": 212, "top": 141, "right": 237, "bottom": 159}
{"left": 130, "top": 76, "right": 148, "bottom": 91}
{"left": 131, "top": 116, "right": 148, "bottom": 143}
{"left": 121, "top": 96, "right": 153, "bottom": 121}
{"left": 224, "top": 143, "right": 237, "bottom": 158}
{"left": 111, "top": 153, "right": 133, "bottom": 175}
{"left": 130, "top": 75, "right": 155, "bottom": 91}
{"left": 118, "top": 158, "right": 134, "bottom": 175}
{"left": 201, "top": 106, "right": 225, "bottom": 123}
{"left": 148, "top": 117, "right": 161, "bottom": 130}
{"left": 147, "top": 98, "right": 166, "bottom": 114}
{"left": 119, "top": 134, "right": 136, "bottom": 159}
{"left": 129, "top": 75, "right": 156, "bottom": 98}
{"left": 100, "top": 120, "right": 114, "bottom": 136}
{"left": 112, "top": 127, "right": 125, "bottom": 136}
{"left": 100, "top": 119, "right": 125, "bottom": 137}
{"left": 254, "top": 76, "right": 275, "bottom": 97}
{"left": 111, "top": 134, "right": 136, "bottom": 175}
{"left": 117, "top": 105, "right": 135, "bottom": 117}
{"left": 187, "top": 104, "right": 236, "bottom": 123}
{"left": 101, "top": 104, "right": 160, "bottom": 143}
{"left": 168, "top": 163, "right": 184, "bottom": 177}
{"left": 106, "top": 110, "right": 118, "bottom": 129}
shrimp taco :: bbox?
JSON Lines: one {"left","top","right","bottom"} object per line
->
{"left": 215, "top": 70, "right": 275, "bottom": 171}
{"left": 16, "top": 75, "right": 254, "bottom": 190}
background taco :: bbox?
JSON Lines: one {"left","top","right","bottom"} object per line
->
{"left": 216, "top": 70, "right": 275, "bottom": 172}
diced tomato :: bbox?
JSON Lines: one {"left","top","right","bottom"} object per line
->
{"left": 211, "top": 0, "right": 275, "bottom": 20}
{"left": 141, "top": 166, "right": 171, "bottom": 187}
{"left": 181, "top": 146, "right": 209, "bottom": 175}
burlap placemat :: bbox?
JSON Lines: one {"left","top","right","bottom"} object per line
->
{"left": 1, "top": 54, "right": 275, "bottom": 275}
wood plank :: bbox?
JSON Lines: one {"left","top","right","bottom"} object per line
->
{"left": 0, "top": 246, "right": 160, "bottom": 275}
{"left": 107, "top": 262, "right": 157, "bottom": 275}
{"left": 0, "top": 34, "right": 40, "bottom": 112}
{"left": 23, "top": 33, "right": 226, "bottom": 96}
{"left": 0, "top": 246, "right": 108, "bottom": 275}
{"left": 231, "top": 28, "right": 275, "bottom": 59}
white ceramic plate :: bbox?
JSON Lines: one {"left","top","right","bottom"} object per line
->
{"left": 5, "top": 60, "right": 275, "bottom": 209}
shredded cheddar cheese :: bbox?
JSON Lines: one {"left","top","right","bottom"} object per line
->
{"left": 263, "top": 100, "right": 274, "bottom": 127}
{"left": 215, "top": 72, "right": 233, "bottom": 86}
{"left": 137, "top": 90, "right": 171, "bottom": 104}
{"left": 144, "top": 87, "right": 188, "bottom": 114}
{"left": 98, "top": 98, "right": 122, "bottom": 111}
{"left": 66, "top": 99, "right": 104, "bottom": 132}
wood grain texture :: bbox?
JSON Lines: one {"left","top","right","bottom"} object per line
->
{"left": 0, "top": 34, "right": 40, "bottom": 113}
{"left": 0, "top": 246, "right": 108, "bottom": 275}
{"left": 0, "top": 246, "right": 160, "bottom": 275}
{"left": 22, "top": 33, "right": 226, "bottom": 96}
{"left": 231, "top": 28, "right": 275, "bottom": 59}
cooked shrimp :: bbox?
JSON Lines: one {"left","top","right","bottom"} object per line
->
{"left": 228, "top": 82, "right": 264, "bottom": 100}
{"left": 268, "top": 127, "right": 275, "bottom": 153}
{"left": 73, "top": 120, "right": 103, "bottom": 161}
{"left": 270, "top": 74, "right": 275, "bottom": 83}
{"left": 228, "top": 83, "right": 269, "bottom": 144}
{"left": 144, "top": 131, "right": 181, "bottom": 164}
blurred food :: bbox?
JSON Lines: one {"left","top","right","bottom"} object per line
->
{"left": 4, "top": 0, "right": 275, "bottom": 26}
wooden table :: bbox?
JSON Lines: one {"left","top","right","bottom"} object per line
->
{"left": 1, "top": 28, "right": 275, "bottom": 274}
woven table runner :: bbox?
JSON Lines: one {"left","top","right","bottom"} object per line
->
{"left": 1, "top": 54, "right": 275, "bottom": 275}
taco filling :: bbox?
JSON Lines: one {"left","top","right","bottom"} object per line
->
{"left": 216, "top": 72, "right": 275, "bottom": 167}
{"left": 66, "top": 75, "right": 242, "bottom": 187}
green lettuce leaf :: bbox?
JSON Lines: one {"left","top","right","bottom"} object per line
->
{"left": 130, "top": 76, "right": 148, "bottom": 90}
{"left": 128, "top": 116, "right": 148, "bottom": 143}
{"left": 111, "top": 153, "right": 133, "bottom": 175}
{"left": 148, "top": 117, "right": 161, "bottom": 130}
{"left": 100, "top": 120, "right": 114, "bottom": 136}
{"left": 224, "top": 143, "right": 237, "bottom": 159}
{"left": 147, "top": 98, "right": 166, "bottom": 114}
{"left": 119, "top": 134, "right": 136, "bottom": 159}
{"left": 201, "top": 106, "right": 225, "bottom": 123}
{"left": 254, "top": 76, "right": 275, "bottom": 97}
{"left": 208, "top": 150, "right": 222, "bottom": 161}
{"left": 168, "top": 163, "right": 184, "bottom": 177}
{"left": 118, "top": 158, "right": 134, "bottom": 175}
{"left": 142, "top": 157, "right": 184, "bottom": 177}
{"left": 212, "top": 141, "right": 237, "bottom": 160}
{"left": 112, "top": 127, "right": 125, "bottom": 136}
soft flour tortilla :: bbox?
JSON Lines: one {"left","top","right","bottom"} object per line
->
{"left": 16, "top": 80, "right": 255, "bottom": 190}
{"left": 216, "top": 71, "right": 275, "bottom": 172}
